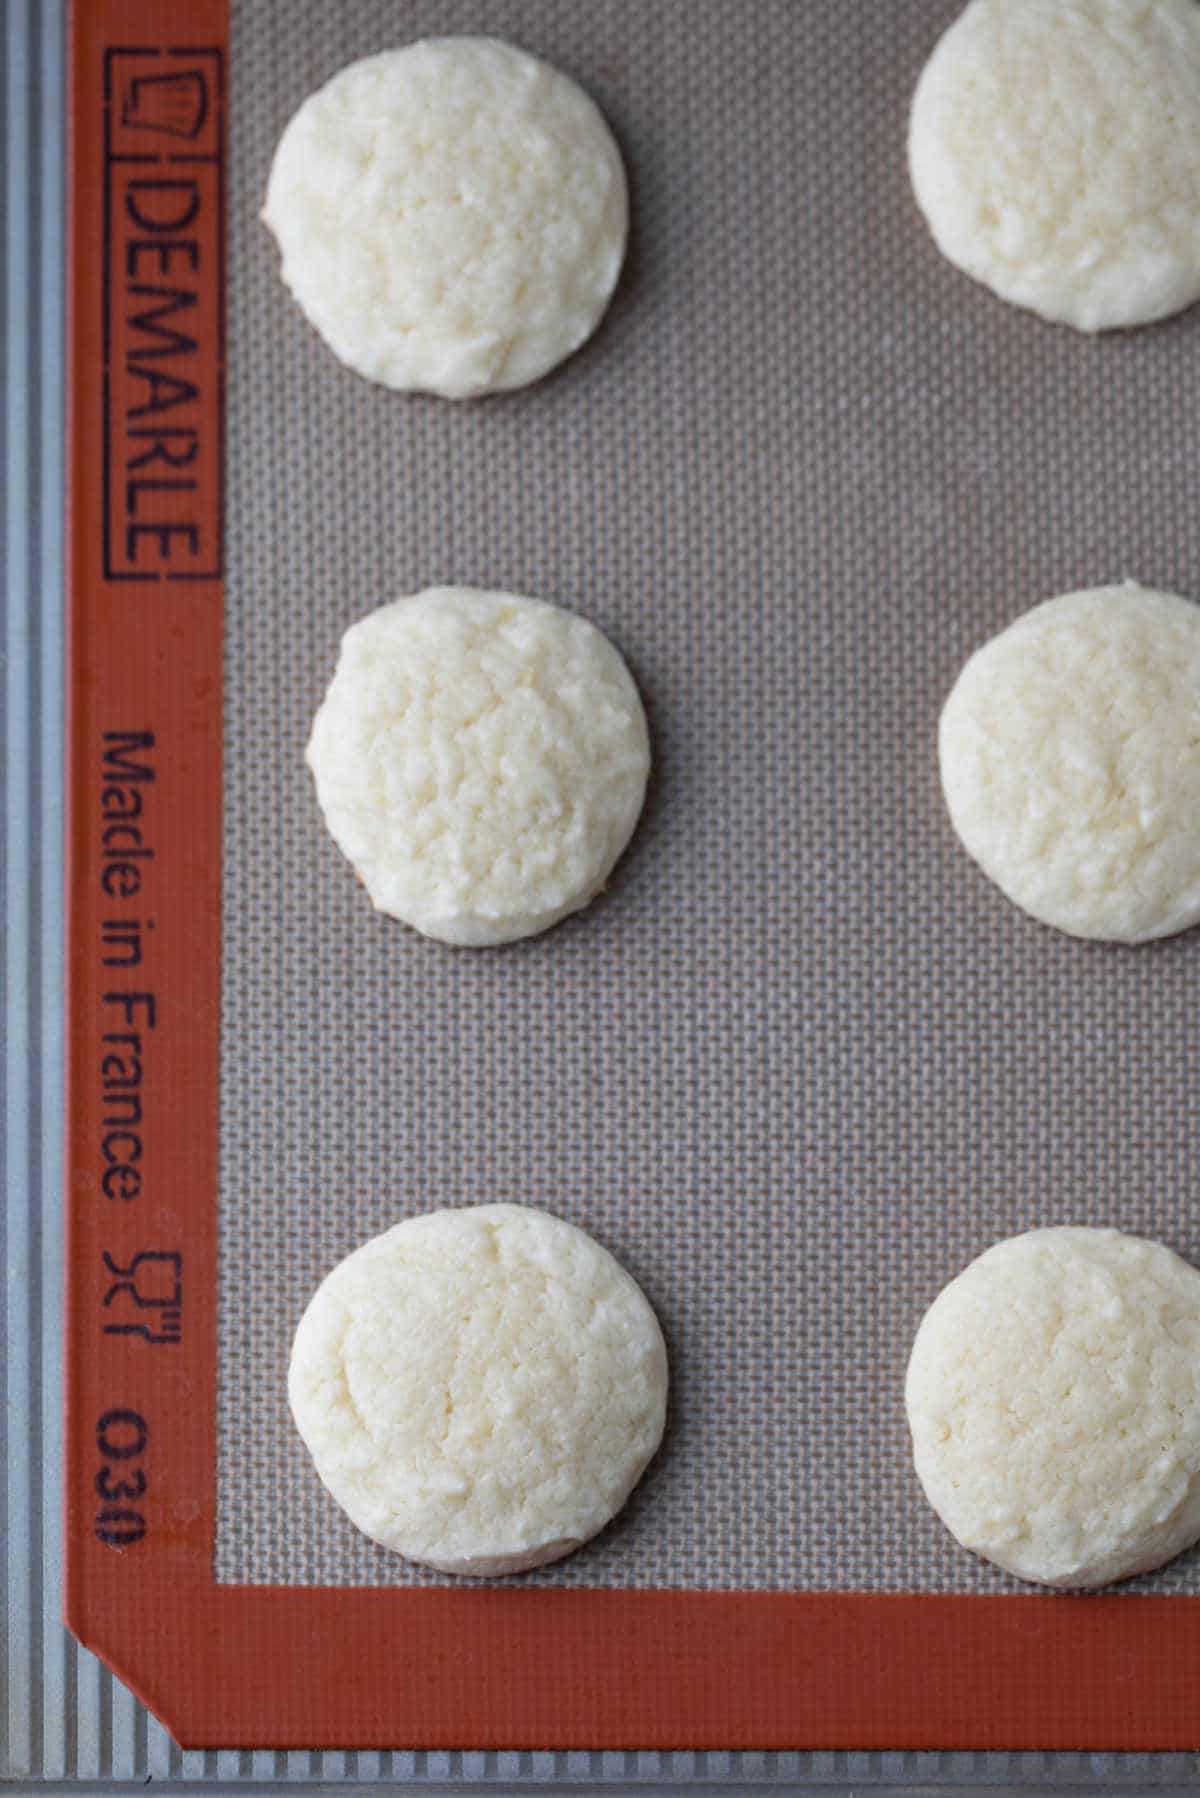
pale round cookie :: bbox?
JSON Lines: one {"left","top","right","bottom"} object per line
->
{"left": 939, "top": 582, "right": 1200, "bottom": 943}
{"left": 306, "top": 586, "right": 649, "bottom": 946}
{"left": 262, "top": 37, "right": 628, "bottom": 396}
{"left": 907, "top": 1227, "right": 1200, "bottom": 1589}
{"left": 909, "top": 0, "right": 1200, "bottom": 331}
{"left": 288, "top": 1204, "right": 668, "bottom": 1576}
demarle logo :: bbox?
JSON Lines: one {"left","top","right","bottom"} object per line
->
{"left": 119, "top": 69, "right": 209, "bottom": 141}
{"left": 104, "top": 48, "right": 224, "bottom": 583}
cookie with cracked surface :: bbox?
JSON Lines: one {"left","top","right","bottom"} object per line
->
{"left": 263, "top": 36, "right": 628, "bottom": 395}
{"left": 906, "top": 1227, "right": 1200, "bottom": 1588}
{"left": 939, "top": 581, "right": 1200, "bottom": 943}
{"left": 288, "top": 1204, "right": 668, "bottom": 1576}
{"left": 909, "top": 0, "right": 1200, "bottom": 331}
{"left": 306, "top": 586, "right": 650, "bottom": 946}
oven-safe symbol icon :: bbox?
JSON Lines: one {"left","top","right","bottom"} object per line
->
{"left": 120, "top": 70, "right": 208, "bottom": 141}
{"left": 102, "top": 1249, "right": 182, "bottom": 1344}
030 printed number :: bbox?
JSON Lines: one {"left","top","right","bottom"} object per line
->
{"left": 94, "top": 1407, "right": 148, "bottom": 1546}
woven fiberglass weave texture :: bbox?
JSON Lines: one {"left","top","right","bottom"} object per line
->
{"left": 216, "top": 0, "right": 1200, "bottom": 1592}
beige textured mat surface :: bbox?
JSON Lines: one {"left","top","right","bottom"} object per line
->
{"left": 216, "top": 0, "right": 1200, "bottom": 1591}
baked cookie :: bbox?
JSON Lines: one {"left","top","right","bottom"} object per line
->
{"left": 289, "top": 1204, "right": 668, "bottom": 1575}
{"left": 263, "top": 37, "right": 628, "bottom": 395}
{"left": 306, "top": 586, "right": 650, "bottom": 946}
{"left": 910, "top": 0, "right": 1200, "bottom": 331}
{"left": 907, "top": 1226, "right": 1200, "bottom": 1588}
{"left": 939, "top": 582, "right": 1200, "bottom": 942}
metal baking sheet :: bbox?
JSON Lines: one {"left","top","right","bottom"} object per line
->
{"left": 40, "top": 0, "right": 1200, "bottom": 1772}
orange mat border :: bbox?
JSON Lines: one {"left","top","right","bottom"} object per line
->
{"left": 64, "top": 0, "right": 1200, "bottom": 1752}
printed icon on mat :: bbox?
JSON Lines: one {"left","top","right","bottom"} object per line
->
{"left": 102, "top": 1248, "right": 182, "bottom": 1344}
{"left": 105, "top": 46, "right": 222, "bottom": 163}
{"left": 120, "top": 69, "right": 208, "bottom": 141}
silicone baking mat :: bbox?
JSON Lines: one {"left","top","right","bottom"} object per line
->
{"left": 65, "top": 0, "right": 1200, "bottom": 1753}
